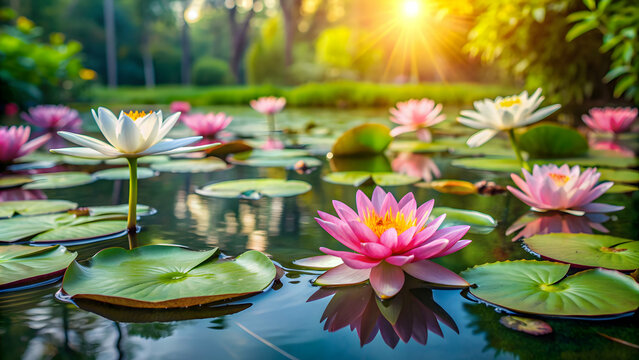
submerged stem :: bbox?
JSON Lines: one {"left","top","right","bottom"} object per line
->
{"left": 126, "top": 157, "right": 138, "bottom": 236}
{"left": 267, "top": 114, "right": 275, "bottom": 139}
{"left": 508, "top": 129, "right": 530, "bottom": 171}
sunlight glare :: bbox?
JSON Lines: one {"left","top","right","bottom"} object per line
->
{"left": 402, "top": 0, "right": 421, "bottom": 19}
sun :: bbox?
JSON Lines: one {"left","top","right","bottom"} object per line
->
{"left": 402, "top": 0, "right": 421, "bottom": 19}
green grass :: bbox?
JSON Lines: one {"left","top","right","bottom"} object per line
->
{"left": 88, "top": 81, "right": 517, "bottom": 107}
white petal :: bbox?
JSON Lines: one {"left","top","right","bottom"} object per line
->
{"left": 518, "top": 104, "right": 561, "bottom": 127}
{"left": 156, "top": 112, "right": 181, "bottom": 141}
{"left": 115, "top": 115, "right": 144, "bottom": 153}
{"left": 57, "top": 131, "right": 121, "bottom": 156}
{"left": 94, "top": 107, "right": 119, "bottom": 146}
{"left": 50, "top": 147, "right": 120, "bottom": 159}
{"left": 466, "top": 129, "right": 499, "bottom": 147}
{"left": 150, "top": 143, "right": 220, "bottom": 156}
{"left": 136, "top": 112, "right": 159, "bottom": 139}
{"left": 457, "top": 117, "right": 489, "bottom": 130}
{"left": 137, "top": 136, "right": 202, "bottom": 156}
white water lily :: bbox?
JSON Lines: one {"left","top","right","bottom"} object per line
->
{"left": 51, "top": 107, "right": 214, "bottom": 159}
{"left": 457, "top": 88, "right": 561, "bottom": 148}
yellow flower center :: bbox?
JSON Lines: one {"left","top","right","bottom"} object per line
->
{"left": 362, "top": 209, "right": 416, "bottom": 237}
{"left": 125, "top": 110, "right": 152, "bottom": 121}
{"left": 548, "top": 173, "right": 570, "bottom": 186}
{"left": 497, "top": 96, "right": 522, "bottom": 108}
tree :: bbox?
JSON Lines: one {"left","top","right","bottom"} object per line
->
{"left": 227, "top": 2, "right": 254, "bottom": 83}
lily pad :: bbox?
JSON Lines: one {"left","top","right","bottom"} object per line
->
{"left": 61, "top": 156, "right": 102, "bottom": 166}
{"left": 229, "top": 150, "right": 322, "bottom": 169}
{"left": 0, "top": 213, "right": 127, "bottom": 243}
{"left": 86, "top": 204, "right": 153, "bottom": 217}
{"left": 331, "top": 123, "right": 392, "bottom": 157}
{"left": 389, "top": 140, "right": 450, "bottom": 154}
{"left": 23, "top": 172, "right": 95, "bottom": 190}
{"left": 419, "top": 180, "right": 478, "bottom": 195}
{"left": 499, "top": 316, "right": 552, "bottom": 336}
{"left": 205, "top": 140, "right": 253, "bottom": 157}
{"left": 329, "top": 154, "right": 391, "bottom": 172}
{"left": 150, "top": 158, "right": 228, "bottom": 173}
{"left": 608, "top": 184, "right": 639, "bottom": 193}
{"left": 1, "top": 245, "right": 77, "bottom": 290}
{"left": 519, "top": 124, "right": 589, "bottom": 158}
{"left": 0, "top": 200, "right": 78, "bottom": 218}
{"left": 61, "top": 246, "right": 276, "bottom": 308}
{"left": 93, "top": 167, "right": 157, "bottom": 180}
{"left": 452, "top": 157, "right": 639, "bottom": 173}
{"left": 524, "top": 234, "right": 639, "bottom": 271}
{"left": 461, "top": 260, "right": 639, "bottom": 317}
{"left": 322, "top": 171, "right": 420, "bottom": 187}
{"left": 293, "top": 255, "right": 344, "bottom": 270}
{"left": 196, "top": 179, "right": 312, "bottom": 199}
{"left": 0, "top": 176, "right": 34, "bottom": 190}
{"left": 599, "top": 169, "right": 639, "bottom": 184}
{"left": 105, "top": 156, "right": 171, "bottom": 165}
{"left": 430, "top": 207, "right": 496, "bottom": 234}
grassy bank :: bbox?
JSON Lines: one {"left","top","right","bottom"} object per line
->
{"left": 88, "top": 81, "right": 517, "bottom": 107}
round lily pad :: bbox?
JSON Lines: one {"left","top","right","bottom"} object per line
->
{"left": 452, "top": 157, "right": 639, "bottom": 173}
{"left": 322, "top": 171, "right": 420, "bottom": 187}
{"left": 229, "top": 150, "right": 322, "bottom": 169}
{"left": 461, "top": 260, "right": 639, "bottom": 317}
{"left": 608, "top": 184, "right": 639, "bottom": 193}
{"left": 23, "top": 172, "right": 95, "bottom": 190}
{"left": 519, "top": 124, "right": 589, "bottom": 158}
{"left": 86, "top": 204, "right": 153, "bottom": 217}
{"left": 1, "top": 245, "right": 77, "bottom": 291}
{"left": 599, "top": 169, "right": 639, "bottom": 184}
{"left": 150, "top": 158, "right": 229, "bottom": 173}
{"left": 196, "top": 179, "right": 312, "bottom": 199}
{"left": 0, "top": 200, "right": 78, "bottom": 218}
{"left": 524, "top": 234, "right": 639, "bottom": 271}
{"left": 293, "top": 255, "right": 344, "bottom": 270}
{"left": 331, "top": 123, "right": 392, "bottom": 156}
{"left": 430, "top": 207, "right": 496, "bottom": 234}
{"left": 93, "top": 167, "right": 157, "bottom": 180}
{"left": 205, "top": 140, "right": 253, "bottom": 157}
{"left": 499, "top": 316, "right": 552, "bottom": 336}
{"left": 418, "top": 180, "right": 478, "bottom": 195}
{"left": 389, "top": 140, "right": 450, "bottom": 154}
{"left": 61, "top": 245, "right": 277, "bottom": 308}
{"left": 0, "top": 176, "right": 34, "bottom": 190}
{"left": 61, "top": 156, "right": 102, "bottom": 166}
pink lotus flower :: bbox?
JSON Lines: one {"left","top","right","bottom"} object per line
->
{"left": 21, "top": 105, "right": 81, "bottom": 132}
{"left": 507, "top": 164, "right": 624, "bottom": 215}
{"left": 170, "top": 101, "right": 191, "bottom": 114}
{"left": 182, "top": 112, "right": 232, "bottom": 138}
{"left": 582, "top": 107, "right": 637, "bottom": 133}
{"left": 506, "top": 211, "right": 610, "bottom": 241}
{"left": 389, "top": 99, "right": 446, "bottom": 142}
{"left": 391, "top": 153, "right": 441, "bottom": 182}
{"left": 261, "top": 138, "right": 284, "bottom": 150}
{"left": 315, "top": 187, "right": 471, "bottom": 299}
{"left": 0, "top": 126, "right": 51, "bottom": 164}
{"left": 250, "top": 96, "right": 286, "bottom": 115}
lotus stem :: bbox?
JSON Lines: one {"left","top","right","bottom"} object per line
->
{"left": 507, "top": 129, "right": 530, "bottom": 172}
{"left": 267, "top": 114, "right": 275, "bottom": 139}
{"left": 126, "top": 157, "right": 138, "bottom": 235}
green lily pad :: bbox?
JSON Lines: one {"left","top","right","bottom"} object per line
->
{"left": 228, "top": 150, "right": 322, "bottom": 168}
{"left": 452, "top": 157, "right": 639, "bottom": 173}
{"left": 61, "top": 156, "right": 102, "bottom": 166}
{"left": 196, "top": 179, "right": 312, "bottom": 199}
{"left": 322, "top": 171, "right": 420, "bottom": 187}
{"left": 86, "top": 204, "right": 153, "bottom": 217}
{"left": 205, "top": 140, "right": 253, "bottom": 157}
{"left": 519, "top": 124, "right": 589, "bottom": 158}
{"left": 329, "top": 154, "right": 391, "bottom": 172}
{"left": 524, "top": 234, "right": 639, "bottom": 271}
{"left": 93, "top": 167, "right": 157, "bottom": 180}
{"left": 0, "top": 213, "right": 127, "bottom": 243}
{"left": 293, "top": 255, "right": 344, "bottom": 270}
{"left": 389, "top": 140, "right": 450, "bottom": 154}
{"left": 0, "top": 200, "right": 78, "bottom": 218}
{"left": 461, "top": 260, "right": 639, "bottom": 317}
{"left": 430, "top": 207, "right": 497, "bottom": 234}
{"left": 599, "top": 169, "right": 639, "bottom": 184}
{"left": 608, "top": 184, "right": 639, "bottom": 193}
{"left": 418, "top": 180, "right": 478, "bottom": 195}
{"left": 61, "top": 246, "right": 277, "bottom": 308}
{"left": 331, "top": 123, "right": 392, "bottom": 156}
{"left": 105, "top": 156, "right": 171, "bottom": 165}
{"left": 499, "top": 316, "right": 552, "bottom": 336}
{"left": 0, "top": 245, "right": 77, "bottom": 290}
{"left": 0, "top": 176, "right": 34, "bottom": 189}
{"left": 150, "top": 158, "right": 229, "bottom": 173}
{"left": 23, "top": 172, "right": 95, "bottom": 190}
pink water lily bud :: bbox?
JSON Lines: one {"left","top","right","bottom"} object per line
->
{"left": 181, "top": 112, "right": 232, "bottom": 138}
{"left": 582, "top": 107, "right": 637, "bottom": 133}
{"left": 389, "top": 98, "right": 446, "bottom": 142}
{"left": 21, "top": 105, "right": 81, "bottom": 132}
{"left": 314, "top": 187, "right": 471, "bottom": 299}
{"left": 170, "top": 101, "right": 191, "bottom": 114}
{"left": 507, "top": 164, "right": 624, "bottom": 215}
{"left": 0, "top": 126, "right": 51, "bottom": 164}
{"left": 250, "top": 96, "right": 286, "bottom": 115}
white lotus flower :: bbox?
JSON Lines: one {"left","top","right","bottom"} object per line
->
{"left": 51, "top": 107, "right": 215, "bottom": 159}
{"left": 457, "top": 89, "right": 561, "bottom": 147}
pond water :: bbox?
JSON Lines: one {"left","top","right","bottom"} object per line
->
{"left": 1, "top": 107, "right": 638, "bottom": 360}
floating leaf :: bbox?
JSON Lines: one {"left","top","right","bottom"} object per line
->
{"left": 87, "top": 204, "right": 153, "bottom": 217}
{"left": 608, "top": 184, "right": 639, "bottom": 193}
{"left": 419, "top": 180, "right": 478, "bottom": 195}
{"left": 461, "top": 260, "right": 639, "bottom": 317}
{"left": 197, "top": 179, "right": 312, "bottom": 199}
{"left": 293, "top": 255, "right": 343, "bottom": 270}
{"left": 524, "top": 234, "right": 639, "bottom": 271}
{"left": 389, "top": 140, "right": 450, "bottom": 154}
{"left": 61, "top": 246, "right": 276, "bottom": 308}
{"left": 331, "top": 123, "right": 392, "bottom": 156}
{"left": 93, "top": 167, "right": 157, "bottom": 180}
{"left": 205, "top": 140, "right": 253, "bottom": 157}
{"left": 599, "top": 169, "right": 639, "bottom": 184}
{"left": 0, "top": 200, "right": 77, "bottom": 218}
{"left": 519, "top": 124, "right": 589, "bottom": 158}
{"left": 23, "top": 172, "right": 95, "bottom": 190}
{"left": 0, "top": 245, "right": 77, "bottom": 290}
{"left": 499, "top": 316, "right": 552, "bottom": 336}
{"left": 329, "top": 154, "right": 391, "bottom": 172}
{"left": 0, "top": 176, "right": 34, "bottom": 190}
{"left": 430, "top": 207, "right": 496, "bottom": 234}
{"left": 323, "top": 171, "right": 420, "bottom": 187}
{"left": 61, "top": 156, "right": 102, "bottom": 166}
{"left": 105, "top": 156, "right": 171, "bottom": 165}
{"left": 150, "top": 158, "right": 228, "bottom": 173}
{"left": 0, "top": 213, "right": 126, "bottom": 243}
{"left": 453, "top": 157, "right": 639, "bottom": 172}
{"left": 229, "top": 150, "right": 322, "bottom": 168}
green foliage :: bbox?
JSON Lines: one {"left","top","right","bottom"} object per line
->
{"left": 518, "top": 124, "right": 589, "bottom": 158}
{"left": 192, "top": 57, "right": 231, "bottom": 86}
{"left": 246, "top": 16, "right": 287, "bottom": 85}
{"left": 567, "top": 0, "right": 639, "bottom": 103}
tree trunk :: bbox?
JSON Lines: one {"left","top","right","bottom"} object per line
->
{"left": 141, "top": 16, "right": 155, "bottom": 88}
{"left": 180, "top": 1, "right": 192, "bottom": 85}
{"left": 279, "top": 0, "right": 296, "bottom": 67}
{"left": 103, "top": 0, "right": 117, "bottom": 87}
{"left": 228, "top": 5, "right": 254, "bottom": 84}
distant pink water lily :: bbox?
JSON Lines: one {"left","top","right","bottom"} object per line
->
{"left": 582, "top": 107, "right": 637, "bottom": 133}
{"left": 21, "top": 105, "right": 81, "bottom": 132}
{"left": 391, "top": 153, "right": 441, "bottom": 182}
{"left": 261, "top": 138, "right": 284, "bottom": 150}
{"left": 182, "top": 112, "right": 232, "bottom": 138}
{"left": 389, "top": 99, "right": 446, "bottom": 142}
{"left": 315, "top": 187, "right": 471, "bottom": 299}
{"left": 170, "top": 101, "right": 191, "bottom": 114}
{"left": 0, "top": 126, "right": 51, "bottom": 164}
{"left": 250, "top": 96, "right": 286, "bottom": 115}
{"left": 507, "top": 164, "right": 624, "bottom": 216}
{"left": 589, "top": 139, "right": 635, "bottom": 157}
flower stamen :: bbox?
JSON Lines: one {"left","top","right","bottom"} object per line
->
{"left": 125, "top": 110, "right": 152, "bottom": 121}
{"left": 548, "top": 173, "right": 570, "bottom": 186}
{"left": 362, "top": 209, "right": 416, "bottom": 237}
{"left": 497, "top": 97, "right": 522, "bottom": 108}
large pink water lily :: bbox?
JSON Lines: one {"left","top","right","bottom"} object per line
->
{"left": 389, "top": 99, "right": 446, "bottom": 142}
{"left": 507, "top": 164, "right": 624, "bottom": 216}
{"left": 0, "top": 126, "right": 51, "bottom": 164}
{"left": 182, "top": 112, "right": 232, "bottom": 138}
{"left": 314, "top": 187, "right": 471, "bottom": 299}
{"left": 582, "top": 107, "right": 637, "bottom": 134}
{"left": 21, "top": 105, "right": 81, "bottom": 132}
{"left": 250, "top": 96, "right": 286, "bottom": 115}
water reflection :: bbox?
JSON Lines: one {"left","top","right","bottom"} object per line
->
{"left": 0, "top": 188, "right": 46, "bottom": 201}
{"left": 507, "top": 211, "right": 611, "bottom": 240}
{"left": 307, "top": 281, "right": 458, "bottom": 349}
{"left": 391, "top": 153, "right": 441, "bottom": 182}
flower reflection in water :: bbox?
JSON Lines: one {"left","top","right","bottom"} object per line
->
{"left": 0, "top": 188, "right": 46, "bottom": 201}
{"left": 588, "top": 139, "right": 635, "bottom": 158}
{"left": 307, "top": 281, "right": 457, "bottom": 349}
{"left": 507, "top": 211, "right": 611, "bottom": 241}
{"left": 391, "top": 153, "right": 441, "bottom": 182}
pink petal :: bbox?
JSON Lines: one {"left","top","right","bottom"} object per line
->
{"left": 402, "top": 239, "right": 449, "bottom": 260}
{"left": 314, "top": 264, "right": 371, "bottom": 286}
{"left": 319, "top": 247, "right": 381, "bottom": 269}
{"left": 369, "top": 262, "right": 405, "bottom": 299}
{"left": 414, "top": 199, "right": 435, "bottom": 229}
{"left": 315, "top": 218, "right": 361, "bottom": 252}
{"left": 431, "top": 225, "right": 470, "bottom": 243}
{"left": 360, "top": 242, "right": 392, "bottom": 259}
{"left": 435, "top": 239, "right": 472, "bottom": 257}
{"left": 385, "top": 255, "right": 415, "bottom": 266}
{"left": 379, "top": 228, "right": 398, "bottom": 249}
{"left": 333, "top": 200, "right": 359, "bottom": 222}
{"left": 347, "top": 220, "right": 379, "bottom": 244}
{"left": 371, "top": 187, "right": 386, "bottom": 214}
{"left": 577, "top": 203, "right": 624, "bottom": 213}
{"left": 402, "top": 260, "right": 469, "bottom": 287}
{"left": 356, "top": 190, "right": 375, "bottom": 218}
